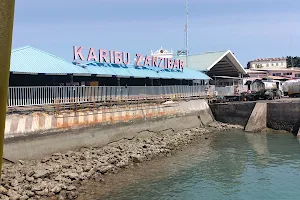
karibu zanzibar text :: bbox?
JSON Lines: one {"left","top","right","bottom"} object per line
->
{"left": 73, "top": 46, "right": 185, "bottom": 71}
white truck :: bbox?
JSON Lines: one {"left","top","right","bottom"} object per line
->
{"left": 244, "top": 79, "right": 283, "bottom": 100}
{"left": 284, "top": 80, "right": 300, "bottom": 97}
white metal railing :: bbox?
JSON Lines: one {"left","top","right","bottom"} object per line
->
{"left": 7, "top": 85, "right": 216, "bottom": 107}
{"left": 215, "top": 86, "right": 234, "bottom": 96}
{"left": 215, "top": 85, "right": 247, "bottom": 96}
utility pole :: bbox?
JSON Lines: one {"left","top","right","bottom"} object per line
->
{"left": 291, "top": 36, "right": 294, "bottom": 68}
{"left": 185, "top": 0, "right": 189, "bottom": 69}
{"left": 0, "top": 0, "right": 15, "bottom": 178}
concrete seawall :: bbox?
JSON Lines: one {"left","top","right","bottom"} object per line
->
{"left": 5, "top": 99, "right": 212, "bottom": 139}
{"left": 267, "top": 102, "right": 300, "bottom": 133}
{"left": 4, "top": 99, "right": 214, "bottom": 160}
{"left": 209, "top": 102, "right": 256, "bottom": 126}
{"left": 210, "top": 100, "right": 300, "bottom": 134}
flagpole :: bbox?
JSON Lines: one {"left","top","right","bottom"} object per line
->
{"left": 185, "top": 0, "right": 189, "bottom": 69}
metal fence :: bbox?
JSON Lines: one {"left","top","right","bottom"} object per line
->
{"left": 215, "top": 85, "right": 248, "bottom": 96}
{"left": 7, "top": 85, "right": 216, "bottom": 108}
{"left": 215, "top": 86, "right": 234, "bottom": 96}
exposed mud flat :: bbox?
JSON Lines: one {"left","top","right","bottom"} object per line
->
{"left": 0, "top": 122, "right": 242, "bottom": 200}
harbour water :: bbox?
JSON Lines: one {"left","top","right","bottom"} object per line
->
{"left": 79, "top": 131, "right": 300, "bottom": 200}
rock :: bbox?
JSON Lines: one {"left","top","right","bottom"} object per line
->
{"left": 33, "top": 170, "right": 51, "bottom": 179}
{"left": 18, "top": 160, "right": 25, "bottom": 165}
{"left": 32, "top": 181, "right": 48, "bottom": 192}
{"left": 116, "top": 161, "right": 127, "bottom": 168}
{"left": 58, "top": 190, "right": 67, "bottom": 200}
{"left": 97, "top": 165, "right": 113, "bottom": 174}
{"left": 26, "top": 176, "right": 34, "bottom": 182}
{"left": 83, "top": 164, "right": 93, "bottom": 172}
{"left": 66, "top": 185, "right": 76, "bottom": 191}
{"left": 24, "top": 184, "right": 32, "bottom": 190}
{"left": 67, "top": 191, "right": 78, "bottom": 199}
{"left": 27, "top": 171, "right": 35, "bottom": 177}
{"left": 79, "top": 172, "right": 91, "bottom": 180}
{"left": 51, "top": 185, "right": 62, "bottom": 194}
{"left": 64, "top": 172, "right": 79, "bottom": 180}
{"left": 41, "top": 157, "right": 50, "bottom": 163}
{"left": 26, "top": 191, "right": 35, "bottom": 197}
{"left": 19, "top": 195, "right": 29, "bottom": 200}
{"left": 1, "top": 195, "right": 9, "bottom": 200}
{"left": 131, "top": 155, "right": 142, "bottom": 163}
{"left": 55, "top": 175, "right": 63, "bottom": 182}
{"left": 7, "top": 189, "right": 21, "bottom": 200}
{"left": 108, "top": 157, "right": 118, "bottom": 165}
{"left": 0, "top": 185, "right": 8, "bottom": 195}
{"left": 35, "top": 188, "right": 49, "bottom": 196}
{"left": 10, "top": 179, "right": 19, "bottom": 187}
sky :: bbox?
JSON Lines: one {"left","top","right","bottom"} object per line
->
{"left": 13, "top": 0, "right": 300, "bottom": 67}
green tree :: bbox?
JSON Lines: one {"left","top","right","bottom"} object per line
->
{"left": 287, "top": 56, "right": 300, "bottom": 68}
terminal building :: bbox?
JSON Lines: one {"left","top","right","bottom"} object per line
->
{"left": 9, "top": 46, "right": 211, "bottom": 87}
{"left": 174, "top": 50, "right": 247, "bottom": 87}
{"left": 9, "top": 46, "right": 247, "bottom": 89}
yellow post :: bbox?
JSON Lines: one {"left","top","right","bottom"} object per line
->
{"left": 0, "top": 0, "right": 15, "bottom": 178}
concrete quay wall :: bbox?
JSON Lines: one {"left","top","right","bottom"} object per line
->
{"left": 267, "top": 102, "right": 300, "bottom": 133}
{"left": 4, "top": 99, "right": 213, "bottom": 139}
{"left": 210, "top": 101, "right": 300, "bottom": 134}
{"left": 209, "top": 102, "right": 256, "bottom": 126}
{"left": 3, "top": 99, "right": 214, "bottom": 161}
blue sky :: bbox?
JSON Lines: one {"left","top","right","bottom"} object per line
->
{"left": 13, "top": 0, "right": 300, "bottom": 67}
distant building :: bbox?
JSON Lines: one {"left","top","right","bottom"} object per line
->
{"left": 151, "top": 47, "right": 174, "bottom": 59}
{"left": 246, "top": 57, "right": 300, "bottom": 79}
{"left": 247, "top": 57, "right": 287, "bottom": 69}
{"left": 246, "top": 68, "right": 300, "bottom": 80}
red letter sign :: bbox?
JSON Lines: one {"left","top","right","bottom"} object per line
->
{"left": 99, "top": 49, "right": 108, "bottom": 63}
{"left": 73, "top": 46, "right": 84, "bottom": 61}
{"left": 87, "top": 48, "right": 98, "bottom": 61}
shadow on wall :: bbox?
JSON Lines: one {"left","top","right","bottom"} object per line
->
{"left": 292, "top": 118, "right": 300, "bottom": 135}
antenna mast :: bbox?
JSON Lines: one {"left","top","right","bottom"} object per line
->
{"left": 185, "top": 0, "right": 189, "bottom": 69}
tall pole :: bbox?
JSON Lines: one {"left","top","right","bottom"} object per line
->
{"left": 0, "top": 0, "right": 15, "bottom": 178}
{"left": 291, "top": 36, "right": 294, "bottom": 68}
{"left": 185, "top": 0, "right": 189, "bottom": 69}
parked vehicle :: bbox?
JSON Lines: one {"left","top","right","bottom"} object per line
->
{"left": 282, "top": 79, "right": 300, "bottom": 96}
{"left": 244, "top": 79, "right": 283, "bottom": 100}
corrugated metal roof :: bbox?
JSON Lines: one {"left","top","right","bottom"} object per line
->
{"left": 174, "top": 50, "right": 247, "bottom": 75}
{"left": 127, "top": 64, "right": 162, "bottom": 79}
{"left": 84, "top": 62, "right": 211, "bottom": 80}
{"left": 174, "top": 51, "right": 227, "bottom": 71}
{"left": 10, "top": 46, "right": 211, "bottom": 80}
{"left": 11, "top": 46, "right": 89, "bottom": 75}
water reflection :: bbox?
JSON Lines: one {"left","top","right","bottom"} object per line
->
{"left": 246, "top": 133, "right": 269, "bottom": 166}
{"left": 78, "top": 131, "right": 300, "bottom": 200}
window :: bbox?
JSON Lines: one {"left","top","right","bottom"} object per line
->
{"left": 276, "top": 63, "right": 279, "bottom": 66}
{"left": 272, "top": 63, "right": 274, "bottom": 66}
{"left": 295, "top": 74, "right": 300, "bottom": 77}
{"left": 283, "top": 72, "right": 292, "bottom": 76}
{"left": 272, "top": 73, "right": 281, "bottom": 76}
{"left": 266, "top": 63, "right": 269, "bottom": 67}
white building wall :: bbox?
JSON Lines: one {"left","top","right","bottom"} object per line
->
{"left": 250, "top": 59, "right": 287, "bottom": 69}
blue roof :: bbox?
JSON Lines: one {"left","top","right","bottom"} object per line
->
{"left": 82, "top": 61, "right": 210, "bottom": 80}
{"left": 11, "top": 46, "right": 89, "bottom": 75}
{"left": 10, "top": 46, "right": 211, "bottom": 80}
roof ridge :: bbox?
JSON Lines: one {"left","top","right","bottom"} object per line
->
{"left": 189, "top": 50, "right": 229, "bottom": 57}
{"left": 12, "top": 46, "right": 32, "bottom": 52}
{"left": 12, "top": 46, "right": 73, "bottom": 64}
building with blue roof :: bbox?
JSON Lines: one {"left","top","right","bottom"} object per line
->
{"left": 9, "top": 46, "right": 211, "bottom": 87}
